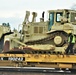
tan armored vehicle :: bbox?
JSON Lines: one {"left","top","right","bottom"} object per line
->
{"left": 3, "top": 9, "right": 76, "bottom": 53}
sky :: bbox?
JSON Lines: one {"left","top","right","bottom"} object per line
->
{"left": 0, "top": 0, "right": 76, "bottom": 30}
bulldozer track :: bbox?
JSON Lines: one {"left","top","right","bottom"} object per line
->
{"left": 6, "top": 49, "right": 63, "bottom": 54}
{"left": 25, "top": 31, "right": 67, "bottom": 46}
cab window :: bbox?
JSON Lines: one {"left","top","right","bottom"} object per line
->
{"left": 56, "top": 12, "right": 63, "bottom": 22}
{"left": 49, "top": 12, "right": 54, "bottom": 30}
{"left": 49, "top": 13, "right": 54, "bottom": 25}
{"left": 71, "top": 13, "right": 76, "bottom": 22}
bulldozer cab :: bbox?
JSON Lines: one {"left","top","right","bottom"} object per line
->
{"left": 48, "top": 9, "right": 65, "bottom": 31}
{"left": 48, "top": 9, "right": 76, "bottom": 30}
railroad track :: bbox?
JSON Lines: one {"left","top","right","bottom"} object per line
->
{"left": 0, "top": 67, "right": 76, "bottom": 75}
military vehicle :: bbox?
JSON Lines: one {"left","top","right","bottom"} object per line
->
{"left": 19, "top": 9, "right": 76, "bottom": 46}
{"left": 3, "top": 9, "right": 76, "bottom": 54}
{"left": 0, "top": 23, "right": 12, "bottom": 52}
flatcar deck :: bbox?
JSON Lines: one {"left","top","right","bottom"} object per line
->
{"left": 0, "top": 54, "right": 76, "bottom": 69}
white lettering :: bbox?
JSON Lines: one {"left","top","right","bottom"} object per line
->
{"left": 8, "top": 57, "right": 23, "bottom": 61}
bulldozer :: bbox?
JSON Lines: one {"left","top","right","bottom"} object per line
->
{"left": 20, "top": 9, "right": 76, "bottom": 46}
{"left": 3, "top": 9, "right": 76, "bottom": 54}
